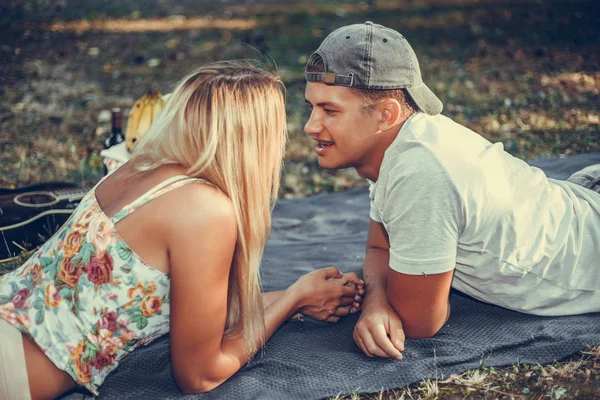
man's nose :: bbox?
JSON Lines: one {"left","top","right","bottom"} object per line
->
{"left": 304, "top": 110, "right": 322, "bottom": 136}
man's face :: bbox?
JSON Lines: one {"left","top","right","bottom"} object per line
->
{"left": 304, "top": 82, "right": 382, "bottom": 171}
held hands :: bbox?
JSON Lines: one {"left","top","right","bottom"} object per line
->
{"left": 288, "top": 267, "right": 406, "bottom": 359}
{"left": 291, "top": 266, "right": 364, "bottom": 323}
{"left": 353, "top": 296, "right": 405, "bottom": 360}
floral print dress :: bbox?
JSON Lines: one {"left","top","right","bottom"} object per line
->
{"left": 0, "top": 174, "right": 206, "bottom": 395}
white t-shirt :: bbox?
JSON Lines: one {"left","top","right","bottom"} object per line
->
{"left": 369, "top": 113, "right": 600, "bottom": 316}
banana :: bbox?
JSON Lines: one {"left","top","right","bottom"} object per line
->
{"left": 126, "top": 91, "right": 165, "bottom": 152}
{"left": 153, "top": 94, "right": 165, "bottom": 123}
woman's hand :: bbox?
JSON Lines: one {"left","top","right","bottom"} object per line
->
{"left": 290, "top": 266, "right": 364, "bottom": 323}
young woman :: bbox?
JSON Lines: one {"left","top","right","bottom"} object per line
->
{"left": 0, "top": 63, "right": 363, "bottom": 400}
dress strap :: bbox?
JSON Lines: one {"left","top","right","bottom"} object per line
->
{"left": 111, "top": 176, "right": 214, "bottom": 224}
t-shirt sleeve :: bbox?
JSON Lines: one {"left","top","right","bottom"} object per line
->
{"left": 369, "top": 201, "right": 382, "bottom": 222}
{"left": 383, "top": 149, "right": 463, "bottom": 275}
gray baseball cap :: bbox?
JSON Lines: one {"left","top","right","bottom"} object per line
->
{"left": 305, "top": 21, "right": 443, "bottom": 115}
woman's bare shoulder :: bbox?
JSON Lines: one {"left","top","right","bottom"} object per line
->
{"left": 162, "top": 181, "right": 237, "bottom": 238}
{"left": 165, "top": 182, "right": 237, "bottom": 281}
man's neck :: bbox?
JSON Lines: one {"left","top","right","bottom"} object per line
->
{"left": 355, "top": 116, "right": 410, "bottom": 182}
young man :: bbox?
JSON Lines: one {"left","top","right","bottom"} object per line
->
{"left": 303, "top": 21, "right": 600, "bottom": 360}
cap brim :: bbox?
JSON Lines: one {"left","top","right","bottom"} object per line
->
{"left": 406, "top": 83, "right": 443, "bottom": 116}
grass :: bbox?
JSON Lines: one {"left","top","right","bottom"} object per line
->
{"left": 2, "top": 0, "right": 599, "bottom": 196}
{"left": 332, "top": 345, "right": 600, "bottom": 399}
{"left": 1, "top": 0, "right": 599, "bottom": 398}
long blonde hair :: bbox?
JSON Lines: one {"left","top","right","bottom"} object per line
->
{"left": 132, "top": 62, "right": 287, "bottom": 353}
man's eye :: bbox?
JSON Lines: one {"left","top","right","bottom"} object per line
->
{"left": 324, "top": 109, "right": 336, "bottom": 114}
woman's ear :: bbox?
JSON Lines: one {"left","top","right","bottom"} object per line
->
{"left": 378, "top": 99, "right": 403, "bottom": 130}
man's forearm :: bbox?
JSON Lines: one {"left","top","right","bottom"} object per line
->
{"left": 362, "top": 247, "right": 390, "bottom": 306}
{"left": 354, "top": 246, "right": 406, "bottom": 358}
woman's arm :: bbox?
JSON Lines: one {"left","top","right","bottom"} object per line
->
{"left": 262, "top": 272, "right": 364, "bottom": 315}
{"left": 165, "top": 184, "right": 361, "bottom": 393}
{"left": 217, "top": 267, "right": 359, "bottom": 387}
{"left": 261, "top": 291, "right": 285, "bottom": 308}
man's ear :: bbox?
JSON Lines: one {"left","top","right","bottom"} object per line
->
{"left": 377, "top": 99, "right": 403, "bottom": 130}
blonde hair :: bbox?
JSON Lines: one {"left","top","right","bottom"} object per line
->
{"left": 132, "top": 62, "right": 287, "bottom": 354}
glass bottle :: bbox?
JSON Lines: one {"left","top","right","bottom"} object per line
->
{"left": 104, "top": 108, "right": 125, "bottom": 149}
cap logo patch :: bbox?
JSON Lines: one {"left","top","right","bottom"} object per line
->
{"left": 323, "top": 72, "right": 336, "bottom": 84}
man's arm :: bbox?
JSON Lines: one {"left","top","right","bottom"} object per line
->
{"left": 387, "top": 269, "right": 453, "bottom": 339}
{"left": 353, "top": 218, "right": 454, "bottom": 358}
{"left": 362, "top": 220, "right": 391, "bottom": 306}
{"left": 355, "top": 148, "right": 462, "bottom": 356}
{"left": 353, "top": 219, "right": 405, "bottom": 359}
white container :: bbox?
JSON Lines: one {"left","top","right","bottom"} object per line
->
{"left": 100, "top": 142, "right": 131, "bottom": 173}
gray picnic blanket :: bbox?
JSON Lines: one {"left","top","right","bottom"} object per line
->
{"left": 61, "top": 153, "right": 600, "bottom": 400}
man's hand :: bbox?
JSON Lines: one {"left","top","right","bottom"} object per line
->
{"left": 290, "top": 267, "right": 363, "bottom": 323}
{"left": 352, "top": 298, "right": 405, "bottom": 360}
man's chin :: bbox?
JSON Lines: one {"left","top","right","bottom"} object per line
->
{"left": 317, "top": 157, "right": 348, "bottom": 170}
{"left": 317, "top": 158, "right": 335, "bottom": 169}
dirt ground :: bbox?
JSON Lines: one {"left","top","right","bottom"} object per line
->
{"left": 1, "top": 0, "right": 599, "bottom": 196}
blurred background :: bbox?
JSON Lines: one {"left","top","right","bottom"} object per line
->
{"left": 1, "top": 0, "right": 599, "bottom": 197}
